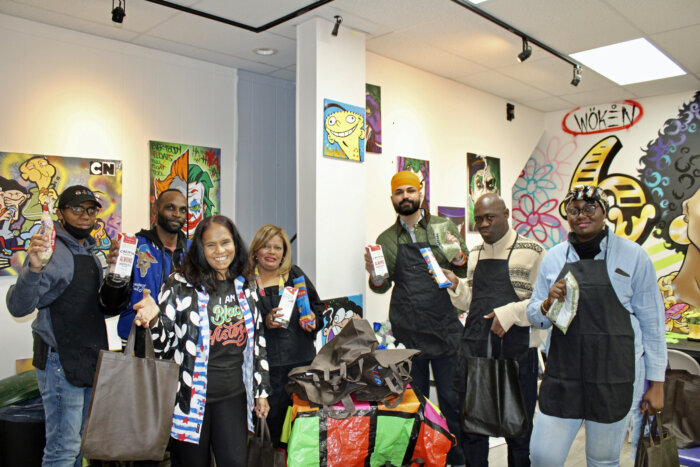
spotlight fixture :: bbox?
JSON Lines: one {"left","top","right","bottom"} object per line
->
{"left": 571, "top": 65, "right": 582, "bottom": 86}
{"left": 517, "top": 37, "right": 532, "bottom": 62}
{"left": 331, "top": 15, "right": 342, "bottom": 36}
{"left": 111, "top": 0, "right": 126, "bottom": 24}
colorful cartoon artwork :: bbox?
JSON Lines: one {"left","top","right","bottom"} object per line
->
{"left": 437, "top": 206, "right": 466, "bottom": 240}
{"left": 512, "top": 91, "right": 699, "bottom": 332}
{"left": 316, "top": 294, "right": 363, "bottom": 350}
{"left": 397, "top": 157, "right": 430, "bottom": 212}
{"left": 467, "top": 153, "right": 500, "bottom": 231}
{"left": 365, "top": 84, "right": 382, "bottom": 154}
{"left": 149, "top": 141, "right": 220, "bottom": 239}
{"left": 323, "top": 99, "right": 366, "bottom": 162}
{"left": 0, "top": 152, "right": 122, "bottom": 275}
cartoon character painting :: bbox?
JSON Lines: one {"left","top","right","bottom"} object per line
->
{"left": 467, "top": 153, "right": 501, "bottom": 231}
{"left": 323, "top": 99, "right": 366, "bottom": 162}
{"left": 0, "top": 152, "right": 122, "bottom": 275}
{"left": 150, "top": 142, "right": 220, "bottom": 239}
{"left": 316, "top": 295, "right": 363, "bottom": 349}
{"left": 366, "top": 84, "right": 382, "bottom": 154}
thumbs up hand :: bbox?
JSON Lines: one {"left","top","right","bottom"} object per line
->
{"left": 132, "top": 289, "right": 159, "bottom": 328}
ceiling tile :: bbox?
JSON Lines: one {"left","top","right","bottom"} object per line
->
{"left": 560, "top": 87, "right": 639, "bottom": 107}
{"left": 368, "top": 32, "right": 485, "bottom": 79}
{"left": 622, "top": 74, "right": 700, "bottom": 98}
{"left": 603, "top": 0, "right": 700, "bottom": 35}
{"left": 267, "top": 67, "right": 296, "bottom": 81}
{"left": 650, "top": 25, "right": 700, "bottom": 74}
{"left": 520, "top": 96, "right": 578, "bottom": 112}
{"left": 454, "top": 70, "right": 551, "bottom": 103}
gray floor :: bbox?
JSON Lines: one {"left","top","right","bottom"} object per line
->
{"left": 487, "top": 425, "right": 634, "bottom": 466}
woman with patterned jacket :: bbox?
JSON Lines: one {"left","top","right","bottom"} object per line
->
{"left": 132, "top": 215, "right": 270, "bottom": 467}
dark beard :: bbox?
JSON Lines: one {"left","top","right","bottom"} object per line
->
{"left": 392, "top": 198, "right": 420, "bottom": 215}
{"left": 157, "top": 212, "right": 184, "bottom": 234}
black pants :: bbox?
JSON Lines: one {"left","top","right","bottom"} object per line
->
{"left": 461, "top": 348, "right": 538, "bottom": 467}
{"left": 169, "top": 392, "right": 248, "bottom": 467}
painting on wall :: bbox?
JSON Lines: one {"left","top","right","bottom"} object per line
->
{"left": 323, "top": 99, "right": 366, "bottom": 162}
{"left": 467, "top": 153, "right": 501, "bottom": 231}
{"left": 315, "top": 294, "right": 363, "bottom": 350}
{"left": 511, "top": 91, "right": 700, "bottom": 334}
{"left": 0, "top": 152, "right": 122, "bottom": 275}
{"left": 397, "top": 156, "right": 430, "bottom": 212}
{"left": 365, "top": 84, "right": 382, "bottom": 154}
{"left": 437, "top": 206, "right": 466, "bottom": 240}
{"left": 149, "top": 140, "right": 220, "bottom": 239}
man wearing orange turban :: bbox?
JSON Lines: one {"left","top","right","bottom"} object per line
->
{"left": 364, "top": 170, "right": 469, "bottom": 466}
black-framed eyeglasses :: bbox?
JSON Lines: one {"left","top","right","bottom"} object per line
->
{"left": 566, "top": 203, "right": 597, "bottom": 218}
{"left": 63, "top": 205, "right": 100, "bottom": 217}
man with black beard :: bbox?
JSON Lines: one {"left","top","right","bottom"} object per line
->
{"left": 8, "top": 185, "right": 121, "bottom": 466}
{"left": 364, "top": 171, "right": 469, "bottom": 467}
{"left": 100, "top": 188, "right": 189, "bottom": 341}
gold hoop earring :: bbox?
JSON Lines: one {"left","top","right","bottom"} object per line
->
{"left": 669, "top": 214, "right": 690, "bottom": 245}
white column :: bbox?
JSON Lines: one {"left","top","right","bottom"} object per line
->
{"left": 296, "top": 17, "right": 367, "bottom": 298}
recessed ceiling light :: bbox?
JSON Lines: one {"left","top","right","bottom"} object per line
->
{"left": 570, "top": 38, "right": 685, "bottom": 85}
{"left": 469, "top": 0, "right": 489, "bottom": 3}
{"left": 254, "top": 48, "right": 277, "bottom": 56}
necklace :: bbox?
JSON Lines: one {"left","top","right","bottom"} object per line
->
{"left": 255, "top": 266, "right": 285, "bottom": 296}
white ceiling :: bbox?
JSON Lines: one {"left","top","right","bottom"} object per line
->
{"left": 2, "top": 0, "right": 699, "bottom": 111}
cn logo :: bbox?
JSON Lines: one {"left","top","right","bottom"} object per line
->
{"left": 89, "top": 161, "right": 116, "bottom": 176}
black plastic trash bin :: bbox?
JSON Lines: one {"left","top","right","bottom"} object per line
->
{"left": 0, "top": 396, "right": 45, "bottom": 467}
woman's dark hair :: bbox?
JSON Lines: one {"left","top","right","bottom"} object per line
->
{"left": 181, "top": 215, "right": 249, "bottom": 293}
{"left": 638, "top": 91, "right": 700, "bottom": 253}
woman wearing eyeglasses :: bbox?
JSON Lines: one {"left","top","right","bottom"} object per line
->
{"left": 526, "top": 185, "right": 667, "bottom": 466}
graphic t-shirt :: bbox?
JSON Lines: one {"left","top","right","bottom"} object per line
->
{"left": 207, "top": 281, "right": 247, "bottom": 402}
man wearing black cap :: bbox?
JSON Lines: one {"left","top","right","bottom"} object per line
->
{"left": 7, "top": 185, "right": 120, "bottom": 467}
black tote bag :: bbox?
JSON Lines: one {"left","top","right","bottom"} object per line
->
{"left": 247, "top": 416, "right": 285, "bottom": 467}
{"left": 460, "top": 339, "right": 529, "bottom": 438}
{"left": 634, "top": 412, "right": 680, "bottom": 467}
{"left": 663, "top": 369, "right": 700, "bottom": 448}
{"left": 81, "top": 324, "right": 180, "bottom": 461}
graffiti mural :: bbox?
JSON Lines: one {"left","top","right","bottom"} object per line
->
{"left": 366, "top": 84, "right": 382, "bottom": 154}
{"left": 315, "top": 294, "right": 363, "bottom": 350}
{"left": 149, "top": 141, "right": 220, "bottom": 239}
{"left": 638, "top": 91, "right": 700, "bottom": 332}
{"left": 467, "top": 153, "right": 500, "bottom": 231}
{"left": 513, "top": 91, "right": 700, "bottom": 332}
{"left": 0, "top": 152, "right": 122, "bottom": 275}
{"left": 323, "top": 99, "right": 366, "bottom": 162}
{"left": 397, "top": 156, "right": 430, "bottom": 212}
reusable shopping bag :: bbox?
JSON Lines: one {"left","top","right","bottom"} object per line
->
{"left": 634, "top": 412, "right": 680, "bottom": 467}
{"left": 663, "top": 369, "right": 700, "bottom": 448}
{"left": 460, "top": 339, "right": 529, "bottom": 438}
{"left": 81, "top": 323, "right": 179, "bottom": 461}
{"left": 247, "top": 416, "right": 285, "bottom": 467}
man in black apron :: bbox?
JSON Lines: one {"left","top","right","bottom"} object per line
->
{"left": 526, "top": 185, "right": 666, "bottom": 466}
{"left": 445, "top": 193, "right": 546, "bottom": 467}
{"left": 365, "top": 170, "right": 469, "bottom": 466}
{"left": 7, "top": 185, "right": 121, "bottom": 467}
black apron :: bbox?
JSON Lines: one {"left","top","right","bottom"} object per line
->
{"left": 461, "top": 234, "right": 529, "bottom": 361}
{"left": 538, "top": 237, "right": 635, "bottom": 423}
{"left": 389, "top": 228, "right": 462, "bottom": 360}
{"left": 51, "top": 252, "right": 107, "bottom": 387}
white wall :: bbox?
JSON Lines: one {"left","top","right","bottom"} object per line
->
{"left": 0, "top": 13, "right": 237, "bottom": 377}
{"left": 363, "top": 52, "right": 545, "bottom": 324}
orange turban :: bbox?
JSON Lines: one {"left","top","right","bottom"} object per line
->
{"left": 391, "top": 171, "right": 421, "bottom": 192}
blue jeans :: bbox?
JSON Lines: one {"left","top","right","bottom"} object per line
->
{"left": 411, "top": 356, "right": 465, "bottom": 466}
{"left": 530, "top": 357, "right": 645, "bottom": 466}
{"left": 36, "top": 350, "right": 92, "bottom": 467}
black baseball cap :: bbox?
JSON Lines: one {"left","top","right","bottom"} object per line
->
{"left": 58, "top": 185, "right": 102, "bottom": 208}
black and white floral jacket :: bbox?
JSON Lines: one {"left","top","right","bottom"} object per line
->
{"left": 152, "top": 272, "right": 270, "bottom": 444}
